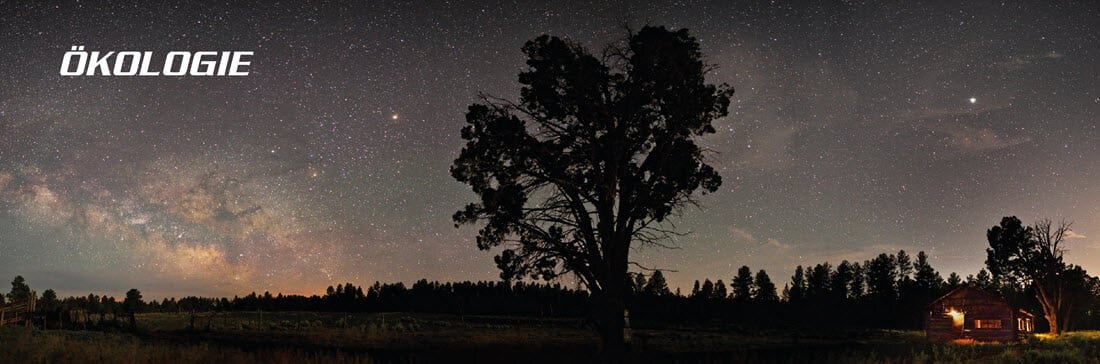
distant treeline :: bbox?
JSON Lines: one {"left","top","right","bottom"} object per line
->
{"left": 7, "top": 249, "right": 1100, "bottom": 331}
{"left": 7, "top": 279, "right": 591, "bottom": 320}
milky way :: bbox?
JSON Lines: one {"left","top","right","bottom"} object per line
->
{"left": 1, "top": 1, "right": 1098, "bottom": 298}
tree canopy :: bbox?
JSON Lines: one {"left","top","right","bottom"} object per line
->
{"left": 451, "top": 25, "right": 732, "bottom": 352}
{"left": 986, "top": 216, "right": 1096, "bottom": 334}
{"left": 7, "top": 275, "right": 30, "bottom": 303}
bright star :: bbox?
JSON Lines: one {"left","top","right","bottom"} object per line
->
{"left": 969, "top": 97, "right": 977, "bottom": 104}
{"left": 391, "top": 114, "right": 399, "bottom": 120}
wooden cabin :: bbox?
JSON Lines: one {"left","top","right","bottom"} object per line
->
{"left": 926, "top": 286, "right": 1034, "bottom": 341}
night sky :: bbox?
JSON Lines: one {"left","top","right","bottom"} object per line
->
{"left": 1, "top": 1, "right": 1098, "bottom": 298}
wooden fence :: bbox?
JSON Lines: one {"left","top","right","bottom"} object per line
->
{"left": 0, "top": 290, "right": 37, "bottom": 328}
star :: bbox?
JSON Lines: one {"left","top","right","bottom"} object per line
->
{"left": 391, "top": 114, "right": 399, "bottom": 120}
{"left": 969, "top": 97, "right": 977, "bottom": 104}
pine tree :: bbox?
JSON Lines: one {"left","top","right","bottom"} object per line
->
{"left": 7, "top": 275, "right": 30, "bottom": 303}
{"left": 754, "top": 270, "right": 779, "bottom": 301}
{"left": 946, "top": 272, "right": 962, "bottom": 289}
{"left": 714, "top": 279, "right": 728, "bottom": 300}
{"left": 644, "top": 270, "right": 671, "bottom": 297}
{"left": 832, "top": 261, "right": 853, "bottom": 300}
{"left": 733, "top": 266, "right": 754, "bottom": 301}
{"left": 849, "top": 262, "right": 865, "bottom": 299}
{"left": 788, "top": 266, "right": 806, "bottom": 301}
{"left": 913, "top": 251, "right": 943, "bottom": 293}
{"left": 700, "top": 279, "right": 715, "bottom": 300}
{"left": 806, "top": 263, "right": 833, "bottom": 299}
{"left": 866, "top": 253, "right": 898, "bottom": 300}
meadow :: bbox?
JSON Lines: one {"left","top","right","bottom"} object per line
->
{"left": 4, "top": 312, "right": 1100, "bottom": 363}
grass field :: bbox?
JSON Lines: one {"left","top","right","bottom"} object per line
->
{"left": 4, "top": 312, "right": 1100, "bottom": 363}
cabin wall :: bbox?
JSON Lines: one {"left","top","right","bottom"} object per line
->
{"left": 926, "top": 288, "right": 1021, "bottom": 342}
{"left": 926, "top": 313, "right": 960, "bottom": 341}
{"left": 965, "top": 314, "right": 1016, "bottom": 341}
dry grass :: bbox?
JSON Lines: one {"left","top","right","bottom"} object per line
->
{"left": 6, "top": 312, "right": 1100, "bottom": 363}
{"left": 0, "top": 326, "right": 374, "bottom": 364}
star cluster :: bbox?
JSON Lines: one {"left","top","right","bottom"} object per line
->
{"left": 0, "top": 1, "right": 1098, "bottom": 297}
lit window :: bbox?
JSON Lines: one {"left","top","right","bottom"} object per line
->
{"left": 975, "top": 319, "right": 1002, "bottom": 329}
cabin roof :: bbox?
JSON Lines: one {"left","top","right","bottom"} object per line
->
{"left": 927, "top": 285, "right": 1000, "bottom": 307}
{"left": 926, "top": 285, "right": 1034, "bottom": 317}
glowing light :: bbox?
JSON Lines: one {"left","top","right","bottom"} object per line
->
{"left": 947, "top": 309, "right": 965, "bottom": 326}
{"left": 969, "top": 97, "right": 977, "bottom": 104}
{"left": 391, "top": 114, "right": 399, "bottom": 120}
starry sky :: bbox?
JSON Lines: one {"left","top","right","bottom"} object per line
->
{"left": 1, "top": 1, "right": 1098, "bottom": 299}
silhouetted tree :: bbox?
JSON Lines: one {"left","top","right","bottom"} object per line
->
{"left": 714, "top": 279, "right": 728, "bottom": 300}
{"left": 787, "top": 266, "right": 806, "bottom": 301}
{"left": 1060, "top": 265, "right": 1100, "bottom": 332}
{"left": 39, "top": 289, "right": 58, "bottom": 312}
{"left": 633, "top": 273, "right": 648, "bottom": 296}
{"left": 806, "top": 263, "right": 832, "bottom": 300}
{"left": 849, "top": 262, "right": 865, "bottom": 299}
{"left": 946, "top": 272, "right": 962, "bottom": 289}
{"left": 910, "top": 252, "right": 946, "bottom": 301}
{"left": 732, "top": 266, "right": 753, "bottom": 301}
{"left": 986, "top": 216, "right": 1083, "bottom": 335}
{"left": 754, "top": 270, "right": 778, "bottom": 302}
{"left": 626, "top": 272, "right": 645, "bottom": 296}
{"left": 912, "top": 252, "right": 943, "bottom": 293}
{"left": 896, "top": 250, "right": 913, "bottom": 284}
{"left": 123, "top": 288, "right": 143, "bottom": 329}
{"left": 832, "top": 261, "right": 854, "bottom": 300}
{"left": 7, "top": 275, "right": 30, "bottom": 303}
{"left": 968, "top": 269, "right": 997, "bottom": 292}
{"left": 700, "top": 279, "right": 715, "bottom": 300}
{"left": 866, "top": 253, "right": 898, "bottom": 300}
{"left": 449, "top": 25, "right": 733, "bottom": 353}
{"left": 644, "top": 270, "right": 671, "bottom": 297}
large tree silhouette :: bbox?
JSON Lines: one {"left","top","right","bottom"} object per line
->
{"left": 451, "top": 25, "right": 732, "bottom": 354}
{"left": 986, "top": 216, "right": 1092, "bottom": 334}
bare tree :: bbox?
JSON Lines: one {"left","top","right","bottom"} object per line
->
{"left": 986, "top": 217, "right": 1088, "bottom": 334}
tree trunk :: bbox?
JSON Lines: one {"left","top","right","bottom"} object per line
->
{"left": 1037, "top": 289, "right": 1060, "bottom": 335}
{"left": 1061, "top": 309, "right": 1072, "bottom": 334}
{"left": 597, "top": 294, "right": 626, "bottom": 362}
{"left": 596, "top": 244, "right": 630, "bottom": 362}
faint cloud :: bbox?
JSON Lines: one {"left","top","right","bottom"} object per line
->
{"left": 763, "top": 238, "right": 793, "bottom": 253}
{"left": 994, "top": 51, "right": 1063, "bottom": 71}
{"left": 728, "top": 226, "right": 793, "bottom": 253}
{"left": 728, "top": 226, "right": 755, "bottom": 242}
{"left": 897, "top": 101, "right": 1029, "bottom": 155}
{"left": 923, "top": 121, "right": 1031, "bottom": 153}
{"left": 1064, "top": 229, "right": 1087, "bottom": 240}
